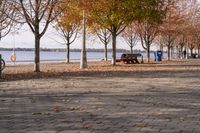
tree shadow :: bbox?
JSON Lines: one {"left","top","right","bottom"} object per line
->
{"left": 2, "top": 68, "right": 200, "bottom": 82}
{"left": 1, "top": 88, "right": 200, "bottom": 132}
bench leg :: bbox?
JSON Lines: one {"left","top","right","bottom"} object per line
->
{"left": 136, "top": 59, "right": 139, "bottom": 64}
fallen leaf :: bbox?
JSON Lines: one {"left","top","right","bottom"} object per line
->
{"left": 52, "top": 106, "right": 60, "bottom": 112}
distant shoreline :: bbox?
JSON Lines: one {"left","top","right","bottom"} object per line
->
{"left": 0, "top": 48, "right": 148, "bottom": 53}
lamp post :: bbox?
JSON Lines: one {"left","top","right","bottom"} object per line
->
{"left": 80, "top": 8, "right": 87, "bottom": 69}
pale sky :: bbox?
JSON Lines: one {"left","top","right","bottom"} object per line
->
{"left": 0, "top": 24, "right": 157, "bottom": 51}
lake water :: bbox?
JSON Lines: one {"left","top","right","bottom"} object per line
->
{"left": 0, "top": 50, "right": 167, "bottom": 64}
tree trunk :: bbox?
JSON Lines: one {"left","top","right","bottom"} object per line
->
{"left": 66, "top": 44, "right": 70, "bottom": 63}
{"left": 186, "top": 47, "right": 189, "bottom": 59}
{"left": 34, "top": 29, "right": 40, "bottom": 72}
{"left": 179, "top": 46, "right": 183, "bottom": 59}
{"left": 111, "top": 29, "right": 117, "bottom": 66}
{"left": 198, "top": 48, "right": 200, "bottom": 58}
{"left": 160, "top": 43, "right": 163, "bottom": 51}
{"left": 130, "top": 46, "right": 133, "bottom": 54}
{"left": 105, "top": 44, "right": 108, "bottom": 61}
{"left": 167, "top": 45, "right": 170, "bottom": 61}
{"left": 170, "top": 47, "right": 173, "bottom": 59}
{"left": 190, "top": 48, "right": 193, "bottom": 56}
{"left": 147, "top": 44, "right": 150, "bottom": 63}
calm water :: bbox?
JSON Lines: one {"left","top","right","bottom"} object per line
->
{"left": 0, "top": 50, "right": 167, "bottom": 64}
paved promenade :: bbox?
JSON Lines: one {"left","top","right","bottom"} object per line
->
{"left": 0, "top": 60, "right": 200, "bottom": 133}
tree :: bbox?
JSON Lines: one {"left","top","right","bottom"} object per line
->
{"left": 159, "top": 0, "right": 183, "bottom": 60}
{"left": 0, "top": 0, "right": 16, "bottom": 40}
{"left": 154, "top": 34, "right": 165, "bottom": 51}
{"left": 181, "top": 0, "right": 200, "bottom": 57}
{"left": 196, "top": 41, "right": 200, "bottom": 57}
{"left": 55, "top": 24, "right": 79, "bottom": 63}
{"left": 175, "top": 34, "right": 186, "bottom": 58}
{"left": 96, "top": 28, "right": 111, "bottom": 61}
{"left": 122, "top": 23, "right": 138, "bottom": 54}
{"left": 15, "top": 0, "right": 62, "bottom": 72}
{"left": 183, "top": 22, "right": 198, "bottom": 56}
{"left": 55, "top": 1, "right": 81, "bottom": 63}
{"left": 187, "top": 34, "right": 196, "bottom": 56}
{"left": 136, "top": 0, "right": 166, "bottom": 63}
{"left": 88, "top": 0, "right": 138, "bottom": 65}
{"left": 137, "top": 22, "right": 159, "bottom": 63}
{"left": 196, "top": 26, "right": 200, "bottom": 57}
{"left": 87, "top": 13, "right": 111, "bottom": 61}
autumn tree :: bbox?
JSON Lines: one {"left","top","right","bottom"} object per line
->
{"left": 187, "top": 35, "right": 196, "bottom": 56}
{"left": 174, "top": 0, "right": 200, "bottom": 58}
{"left": 154, "top": 34, "right": 166, "bottom": 51}
{"left": 183, "top": 21, "right": 198, "bottom": 56}
{"left": 136, "top": 0, "right": 166, "bottom": 63}
{"left": 196, "top": 39, "right": 200, "bottom": 57}
{"left": 196, "top": 25, "right": 200, "bottom": 57}
{"left": 122, "top": 23, "right": 138, "bottom": 54}
{"left": 88, "top": 0, "right": 138, "bottom": 65}
{"left": 159, "top": 0, "right": 183, "bottom": 60}
{"left": 14, "top": 0, "right": 63, "bottom": 72}
{"left": 59, "top": 0, "right": 94, "bottom": 68}
{"left": 175, "top": 34, "right": 186, "bottom": 58}
{"left": 55, "top": 1, "right": 81, "bottom": 63}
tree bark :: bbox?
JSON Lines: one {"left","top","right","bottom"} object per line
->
{"left": 160, "top": 43, "right": 163, "bottom": 51}
{"left": 111, "top": 28, "right": 117, "bottom": 65}
{"left": 66, "top": 44, "right": 70, "bottom": 63}
{"left": 180, "top": 46, "right": 183, "bottom": 59}
{"left": 170, "top": 47, "right": 173, "bottom": 59}
{"left": 34, "top": 25, "right": 40, "bottom": 72}
{"left": 190, "top": 48, "right": 193, "bottom": 56}
{"left": 147, "top": 44, "right": 150, "bottom": 63}
{"left": 130, "top": 46, "right": 133, "bottom": 54}
{"left": 178, "top": 47, "right": 181, "bottom": 59}
{"left": 105, "top": 43, "right": 108, "bottom": 61}
{"left": 167, "top": 45, "right": 170, "bottom": 61}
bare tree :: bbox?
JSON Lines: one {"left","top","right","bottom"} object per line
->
{"left": 55, "top": 24, "right": 79, "bottom": 63}
{"left": 96, "top": 28, "right": 111, "bottom": 61}
{"left": 137, "top": 22, "right": 159, "bottom": 63}
{"left": 15, "top": 0, "right": 62, "bottom": 72}
{"left": 0, "top": 0, "right": 16, "bottom": 40}
{"left": 122, "top": 24, "right": 138, "bottom": 54}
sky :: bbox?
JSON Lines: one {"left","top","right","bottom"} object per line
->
{"left": 0, "top": 24, "right": 157, "bottom": 51}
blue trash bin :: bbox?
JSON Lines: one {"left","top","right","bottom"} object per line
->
{"left": 155, "top": 50, "right": 162, "bottom": 62}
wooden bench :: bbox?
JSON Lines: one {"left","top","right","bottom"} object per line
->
{"left": 190, "top": 53, "right": 198, "bottom": 59}
{"left": 118, "top": 53, "right": 143, "bottom": 64}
